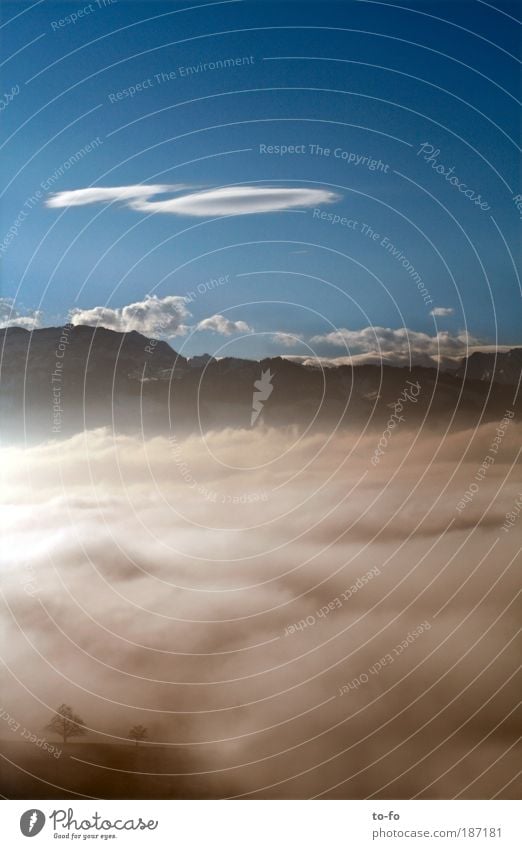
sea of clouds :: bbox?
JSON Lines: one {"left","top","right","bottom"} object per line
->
{"left": 1, "top": 423, "right": 520, "bottom": 798}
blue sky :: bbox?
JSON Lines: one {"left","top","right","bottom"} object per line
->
{"left": 1, "top": 0, "right": 521, "bottom": 364}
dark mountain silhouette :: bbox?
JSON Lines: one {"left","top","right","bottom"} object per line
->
{"left": 455, "top": 348, "right": 522, "bottom": 385}
{"left": 0, "top": 325, "right": 520, "bottom": 443}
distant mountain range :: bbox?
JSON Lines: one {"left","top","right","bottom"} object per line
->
{"left": 454, "top": 348, "right": 522, "bottom": 386}
{"left": 0, "top": 325, "right": 520, "bottom": 443}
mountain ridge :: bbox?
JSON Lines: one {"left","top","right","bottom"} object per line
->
{"left": 1, "top": 325, "right": 520, "bottom": 443}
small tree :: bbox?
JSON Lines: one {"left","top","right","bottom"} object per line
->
{"left": 46, "top": 704, "right": 86, "bottom": 744}
{"left": 128, "top": 725, "right": 148, "bottom": 747}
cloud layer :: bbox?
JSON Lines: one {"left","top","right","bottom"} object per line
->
{"left": 46, "top": 185, "right": 340, "bottom": 217}
{"left": 0, "top": 297, "right": 42, "bottom": 330}
{"left": 1, "top": 424, "right": 519, "bottom": 798}
{"left": 311, "top": 326, "right": 481, "bottom": 368}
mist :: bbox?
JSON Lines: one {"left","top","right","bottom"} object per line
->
{"left": 1, "top": 422, "right": 520, "bottom": 798}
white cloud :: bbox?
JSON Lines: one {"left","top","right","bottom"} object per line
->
{"left": 46, "top": 184, "right": 340, "bottom": 217}
{"left": 196, "top": 314, "right": 252, "bottom": 336}
{"left": 44, "top": 185, "right": 176, "bottom": 208}
{"left": 288, "top": 345, "right": 514, "bottom": 369}
{"left": 69, "top": 295, "right": 191, "bottom": 337}
{"left": 0, "top": 298, "right": 42, "bottom": 330}
{"left": 69, "top": 298, "right": 253, "bottom": 339}
{"left": 271, "top": 331, "right": 304, "bottom": 348}
{"left": 430, "top": 307, "right": 454, "bottom": 317}
{"left": 310, "top": 326, "right": 480, "bottom": 368}
{"left": 132, "top": 186, "right": 339, "bottom": 217}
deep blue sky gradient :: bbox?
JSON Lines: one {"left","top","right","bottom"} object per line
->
{"left": 1, "top": 0, "right": 521, "bottom": 358}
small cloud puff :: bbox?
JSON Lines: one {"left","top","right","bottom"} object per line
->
{"left": 196, "top": 314, "right": 252, "bottom": 336}
{"left": 430, "top": 307, "right": 454, "bottom": 317}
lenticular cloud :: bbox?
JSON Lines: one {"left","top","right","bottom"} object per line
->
{"left": 45, "top": 184, "right": 341, "bottom": 217}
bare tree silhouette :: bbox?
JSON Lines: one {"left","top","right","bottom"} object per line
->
{"left": 128, "top": 724, "right": 148, "bottom": 746}
{"left": 46, "top": 704, "right": 86, "bottom": 744}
